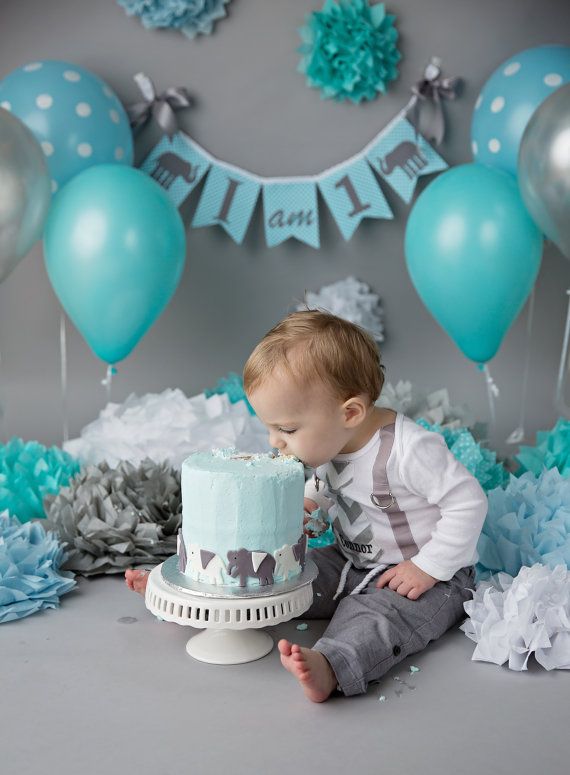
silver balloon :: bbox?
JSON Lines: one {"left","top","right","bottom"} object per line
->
{"left": 0, "top": 108, "right": 51, "bottom": 283}
{"left": 518, "top": 83, "right": 570, "bottom": 259}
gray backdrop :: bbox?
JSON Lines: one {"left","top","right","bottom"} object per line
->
{"left": 1, "top": 0, "right": 569, "bottom": 456}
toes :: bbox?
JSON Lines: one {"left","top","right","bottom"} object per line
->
{"left": 278, "top": 639, "right": 292, "bottom": 656}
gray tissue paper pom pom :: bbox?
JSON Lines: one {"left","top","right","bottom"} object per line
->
{"left": 44, "top": 459, "right": 182, "bottom": 576}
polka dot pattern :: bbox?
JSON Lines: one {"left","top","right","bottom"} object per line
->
{"left": 490, "top": 96, "right": 505, "bottom": 113}
{"left": 77, "top": 143, "right": 93, "bottom": 158}
{"left": 471, "top": 45, "right": 570, "bottom": 175}
{"left": 76, "top": 102, "right": 92, "bottom": 117}
{"left": 36, "top": 94, "right": 53, "bottom": 109}
{"left": 544, "top": 73, "right": 563, "bottom": 87}
{"left": 0, "top": 59, "right": 134, "bottom": 187}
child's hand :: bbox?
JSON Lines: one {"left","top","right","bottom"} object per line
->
{"left": 375, "top": 560, "right": 437, "bottom": 600}
{"left": 304, "top": 498, "right": 318, "bottom": 513}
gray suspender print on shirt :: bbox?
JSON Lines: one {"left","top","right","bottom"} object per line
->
{"left": 371, "top": 422, "right": 418, "bottom": 560}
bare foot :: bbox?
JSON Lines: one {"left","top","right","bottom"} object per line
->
{"left": 125, "top": 569, "right": 150, "bottom": 595}
{"left": 278, "top": 639, "right": 338, "bottom": 703}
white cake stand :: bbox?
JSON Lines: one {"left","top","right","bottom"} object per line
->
{"left": 145, "top": 555, "right": 318, "bottom": 665}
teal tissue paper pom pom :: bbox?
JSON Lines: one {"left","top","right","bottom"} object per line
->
{"left": 204, "top": 372, "right": 254, "bottom": 414}
{"left": 515, "top": 418, "right": 570, "bottom": 479}
{"left": 298, "top": 0, "right": 401, "bottom": 103}
{"left": 0, "top": 438, "right": 81, "bottom": 523}
{"left": 0, "top": 512, "right": 76, "bottom": 623}
{"left": 476, "top": 468, "right": 570, "bottom": 581}
{"left": 416, "top": 420, "right": 509, "bottom": 493}
{"left": 117, "top": 0, "right": 231, "bottom": 39}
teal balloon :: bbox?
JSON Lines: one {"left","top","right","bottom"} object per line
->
{"left": 44, "top": 165, "right": 186, "bottom": 364}
{"left": 471, "top": 45, "right": 570, "bottom": 176}
{"left": 405, "top": 164, "right": 542, "bottom": 363}
{"left": 0, "top": 60, "right": 134, "bottom": 190}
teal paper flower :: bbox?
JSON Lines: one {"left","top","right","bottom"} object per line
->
{"left": 515, "top": 418, "right": 570, "bottom": 479}
{"left": 416, "top": 420, "right": 509, "bottom": 493}
{"left": 117, "top": 0, "right": 231, "bottom": 39}
{"left": 0, "top": 438, "right": 81, "bottom": 524}
{"left": 476, "top": 468, "right": 570, "bottom": 581}
{"left": 204, "top": 372, "right": 254, "bottom": 414}
{"left": 0, "top": 512, "right": 76, "bottom": 623}
{"left": 298, "top": 0, "right": 401, "bottom": 103}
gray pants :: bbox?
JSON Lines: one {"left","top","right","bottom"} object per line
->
{"left": 304, "top": 545, "right": 476, "bottom": 696}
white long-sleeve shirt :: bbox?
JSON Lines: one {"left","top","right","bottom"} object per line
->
{"left": 304, "top": 412, "right": 488, "bottom": 581}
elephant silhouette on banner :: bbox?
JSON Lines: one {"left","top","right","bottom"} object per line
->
{"left": 379, "top": 141, "right": 427, "bottom": 180}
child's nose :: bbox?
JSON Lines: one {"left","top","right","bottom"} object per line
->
{"left": 269, "top": 432, "right": 286, "bottom": 449}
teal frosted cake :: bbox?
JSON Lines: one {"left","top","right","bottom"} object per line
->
{"left": 178, "top": 450, "right": 307, "bottom": 588}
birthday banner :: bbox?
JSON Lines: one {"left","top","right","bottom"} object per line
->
{"left": 140, "top": 111, "right": 447, "bottom": 249}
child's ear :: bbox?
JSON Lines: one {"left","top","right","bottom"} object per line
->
{"left": 342, "top": 396, "right": 368, "bottom": 427}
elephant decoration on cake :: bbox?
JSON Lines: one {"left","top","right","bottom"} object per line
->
{"left": 186, "top": 542, "right": 226, "bottom": 585}
{"left": 292, "top": 534, "right": 307, "bottom": 570}
{"left": 226, "top": 548, "right": 276, "bottom": 587}
{"left": 379, "top": 141, "right": 427, "bottom": 180}
{"left": 274, "top": 545, "right": 300, "bottom": 580}
{"left": 273, "top": 535, "right": 307, "bottom": 581}
{"left": 274, "top": 535, "right": 307, "bottom": 580}
{"left": 177, "top": 529, "right": 187, "bottom": 573}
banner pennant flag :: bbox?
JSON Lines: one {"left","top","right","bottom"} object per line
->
{"left": 262, "top": 181, "right": 320, "bottom": 249}
{"left": 365, "top": 116, "right": 448, "bottom": 204}
{"left": 192, "top": 163, "right": 261, "bottom": 245}
{"left": 140, "top": 132, "right": 211, "bottom": 207}
{"left": 318, "top": 156, "right": 393, "bottom": 240}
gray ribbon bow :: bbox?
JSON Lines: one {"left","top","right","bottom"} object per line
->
{"left": 127, "top": 72, "right": 192, "bottom": 139}
{"left": 407, "top": 58, "right": 463, "bottom": 146}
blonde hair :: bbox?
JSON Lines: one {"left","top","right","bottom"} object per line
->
{"left": 243, "top": 310, "right": 384, "bottom": 404}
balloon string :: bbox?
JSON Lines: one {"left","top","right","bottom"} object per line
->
{"left": 60, "top": 312, "right": 69, "bottom": 444}
{"left": 555, "top": 289, "right": 570, "bottom": 418}
{"left": 478, "top": 363, "right": 499, "bottom": 433}
{"left": 0, "top": 347, "right": 4, "bottom": 443}
{"left": 506, "top": 288, "right": 535, "bottom": 444}
{"left": 101, "top": 364, "right": 117, "bottom": 403}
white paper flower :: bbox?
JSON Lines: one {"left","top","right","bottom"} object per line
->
{"left": 377, "top": 383, "right": 473, "bottom": 429}
{"left": 461, "top": 563, "right": 570, "bottom": 671}
{"left": 299, "top": 276, "right": 384, "bottom": 343}
{"left": 64, "top": 389, "right": 270, "bottom": 468}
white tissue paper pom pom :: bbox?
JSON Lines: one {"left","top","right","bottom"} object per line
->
{"left": 298, "top": 276, "right": 384, "bottom": 343}
{"left": 460, "top": 563, "right": 570, "bottom": 671}
{"left": 378, "top": 383, "right": 473, "bottom": 429}
{"left": 64, "top": 389, "right": 270, "bottom": 468}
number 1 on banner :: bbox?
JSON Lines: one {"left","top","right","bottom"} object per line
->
{"left": 318, "top": 157, "right": 393, "bottom": 240}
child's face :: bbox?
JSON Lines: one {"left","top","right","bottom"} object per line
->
{"left": 247, "top": 368, "right": 357, "bottom": 469}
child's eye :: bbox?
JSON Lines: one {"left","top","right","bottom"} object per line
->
{"left": 279, "top": 428, "right": 297, "bottom": 435}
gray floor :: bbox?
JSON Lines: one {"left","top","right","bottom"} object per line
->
{"left": 2, "top": 574, "right": 569, "bottom": 775}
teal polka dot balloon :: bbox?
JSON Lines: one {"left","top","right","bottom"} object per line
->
{"left": 0, "top": 60, "right": 133, "bottom": 191}
{"left": 471, "top": 45, "right": 570, "bottom": 176}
